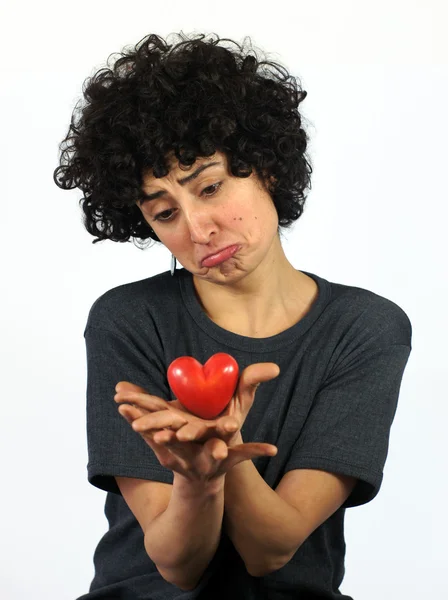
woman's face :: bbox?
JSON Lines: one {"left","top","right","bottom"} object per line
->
{"left": 137, "top": 150, "right": 279, "bottom": 282}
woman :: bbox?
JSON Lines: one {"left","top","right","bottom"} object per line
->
{"left": 54, "top": 32, "right": 412, "bottom": 599}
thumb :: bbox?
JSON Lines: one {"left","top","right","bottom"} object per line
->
{"left": 237, "top": 362, "right": 280, "bottom": 404}
{"left": 223, "top": 442, "right": 278, "bottom": 471}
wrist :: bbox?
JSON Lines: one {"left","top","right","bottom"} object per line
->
{"left": 173, "top": 471, "right": 226, "bottom": 498}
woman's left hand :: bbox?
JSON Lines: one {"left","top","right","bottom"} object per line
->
{"left": 114, "top": 361, "right": 280, "bottom": 446}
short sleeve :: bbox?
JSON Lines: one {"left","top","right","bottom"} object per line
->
{"left": 283, "top": 340, "right": 412, "bottom": 508}
{"left": 84, "top": 322, "right": 175, "bottom": 495}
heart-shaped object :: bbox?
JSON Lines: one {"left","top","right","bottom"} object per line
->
{"left": 167, "top": 353, "right": 239, "bottom": 419}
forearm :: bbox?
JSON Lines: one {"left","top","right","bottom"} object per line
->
{"left": 145, "top": 473, "right": 225, "bottom": 590}
{"left": 224, "top": 432, "right": 301, "bottom": 576}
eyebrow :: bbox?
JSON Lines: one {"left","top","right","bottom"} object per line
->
{"left": 139, "top": 161, "right": 222, "bottom": 204}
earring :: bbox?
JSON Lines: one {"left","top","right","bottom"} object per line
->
{"left": 170, "top": 254, "right": 177, "bottom": 276}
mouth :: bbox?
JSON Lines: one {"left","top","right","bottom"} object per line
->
{"left": 201, "top": 245, "right": 240, "bottom": 268}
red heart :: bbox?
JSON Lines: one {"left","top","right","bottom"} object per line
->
{"left": 167, "top": 353, "right": 239, "bottom": 419}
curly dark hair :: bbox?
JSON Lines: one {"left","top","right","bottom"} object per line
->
{"left": 53, "top": 31, "right": 313, "bottom": 248}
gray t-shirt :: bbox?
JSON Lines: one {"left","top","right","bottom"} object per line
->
{"left": 77, "top": 268, "right": 412, "bottom": 600}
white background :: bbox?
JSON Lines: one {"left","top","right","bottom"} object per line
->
{"left": 1, "top": 1, "right": 446, "bottom": 598}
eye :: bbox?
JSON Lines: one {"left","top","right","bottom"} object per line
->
{"left": 152, "top": 182, "right": 222, "bottom": 223}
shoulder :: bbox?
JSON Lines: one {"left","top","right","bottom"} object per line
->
{"left": 327, "top": 277, "right": 412, "bottom": 348}
{"left": 84, "top": 270, "right": 178, "bottom": 332}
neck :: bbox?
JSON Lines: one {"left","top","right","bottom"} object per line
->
{"left": 192, "top": 240, "right": 314, "bottom": 337}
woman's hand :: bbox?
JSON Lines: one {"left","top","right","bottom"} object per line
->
{"left": 114, "top": 361, "right": 280, "bottom": 447}
{"left": 115, "top": 386, "right": 277, "bottom": 484}
{"left": 114, "top": 385, "right": 240, "bottom": 446}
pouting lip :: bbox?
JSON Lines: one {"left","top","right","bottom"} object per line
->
{"left": 200, "top": 244, "right": 240, "bottom": 266}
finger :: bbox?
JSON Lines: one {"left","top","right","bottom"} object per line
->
{"left": 215, "top": 416, "right": 240, "bottom": 437}
{"left": 115, "top": 381, "right": 148, "bottom": 394}
{"left": 237, "top": 362, "right": 280, "bottom": 396}
{"left": 233, "top": 363, "right": 280, "bottom": 417}
{"left": 118, "top": 404, "right": 146, "bottom": 423}
{"left": 131, "top": 411, "right": 189, "bottom": 433}
{"left": 175, "top": 420, "right": 211, "bottom": 442}
{"left": 247, "top": 442, "right": 278, "bottom": 456}
{"left": 114, "top": 390, "right": 168, "bottom": 412}
{"left": 120, "top": 408, "right": 179, "bottom": 446}
{"left": 153, "top": 429, "right": 178, "bottom": 444}
{"left": 138, "top": 429, "right": 194, "bottom": 474}
{"left": 223, "top": 443, "right": 278, "bottom": 470}
{"left": 204, "top": 437, "right": 229, "bottom": 461}
{"left": 173, "top": 414, "right": 240, "bottom": 443}
{"left": 235, "top": 442, "right": 278, "bottom": 458}
{"left": 169, "top": 399, "right": 190, "bottom": 414}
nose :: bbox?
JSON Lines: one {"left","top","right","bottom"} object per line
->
{"left": 183, "top": 204, "right": 218, "bottom": 244}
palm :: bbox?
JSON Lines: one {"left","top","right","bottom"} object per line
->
{"left": 115, "top": 361, "right": 280, "bottom": 446}
{"left": 115, "top": 365, "right": 280, "bottom": 481}
{"left": 143, "top": 432, "right": 276, "bottom": 482}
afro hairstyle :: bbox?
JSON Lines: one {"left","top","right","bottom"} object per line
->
{"left": 53, "top": 31, "right": 313, "bottom": 248}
